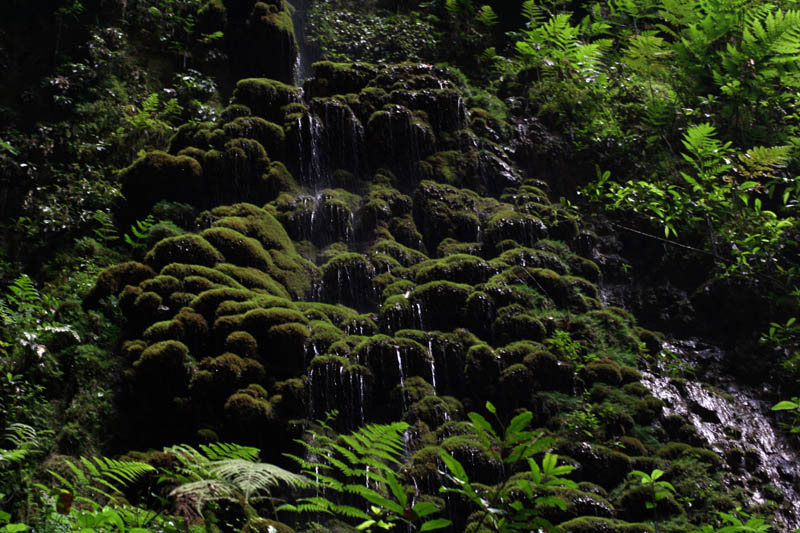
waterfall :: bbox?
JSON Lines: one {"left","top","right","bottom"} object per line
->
{"left": 642, "top": 339, "right": 800, "bottom": 529}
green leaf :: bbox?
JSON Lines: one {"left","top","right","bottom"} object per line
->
{"left": 467, "top": 412, "right": 493, "bottom": 434}
{"left": 412, "top": 501, "right": 439, "bottom": 518}
{"left": 350, "top": 485, "right": 404, "bottom": 515}
{"left": 438, "top": 450, "right": 469, "bottom": 483}
{"left": 420, "top": 518, "right": 452, "bottom": 531}
{"left": 772, "top": 400, "right": 800, "bottom": 410}
{"left": 485, "top": 401, "right": 496, "bottom": 415}
{"left": 504, "top": 411, "right": 533, "bottom": 441}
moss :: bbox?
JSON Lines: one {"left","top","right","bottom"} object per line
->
{"left": 190, "top": 288, "right": 256, "bottom": 321}
{"left": 118, "top": 285, "right": 142, "bottom": 317}
{"left": 498, "top": 247, "right": 568, "bottom": 274}
{"left": 319, "top": 253, "right": 377, "bottom": 310}
{"left": 622, "top": 382, "right": 649, "bottom": 397}
{"left": 407, "top": 395, "right": 463, "bottom": 427}
{"left": 557, "top": 517, "right": 654, "bottom": 533}
{"left": 620, "top": 366, "right": 643, "bottom": 384}
{"left": 294, "top": 302, "right": 362, "bottom": 330}
{"left": 422, "top": 150, "right": 480, "bottom": 187}
{"left": 414, "top": 254, "right": 494, "bottom": 286}
{"left": 225, "top": 331, "right": 259, "bottom": 358}
{"left": 382, "top": 279, "right": 415, "bottom": 300}
{"left": 436, "top": 238, "right": 483, "bottom": 258}
{"left": 215, "top": 263, "right": 290, "bottom": 297}
{"left": 201, "top": 227, "right": 276, "bottom": 271}
{"left": 619, "top": 437, "right": 649, "bottom": 457}
{"left": 634, "top": 327, "right": 664, "bottom": 355}
{"left": 394, "top": 376, "right": 435, "bottom": 406}
{"left": 555, "top": 441, "right": 632, "bottom": 489}
{"left": 492, "top": 309, "right": 546, "bottom": 345}
{"left": 440, "top": 435, "right": 500, "bottom": 483}
{"left": 224, "top": 391, "right": 274, "bottom": 424}
{"left": 485, "top": 210, "right": 548, "bottom": 252}
{"left": 309, "top": 320, "right": 344, "bottom": 353}
{"left": 220, "top": 103, "right": 252, "bottom": 123}
{"left": 306, "top": 61, "right": 379, "bottom": 97}
{"left": 370, "top": 239, "right": 427, "bottom": 267}
{"left": 121, "top": 339, "right": 146, "bottom": 362}
{"left": 496, "top": 363, "right": 533, "bottom": 405}
{"left": 84, "top": 261, "right": 156, "bottom": 308}
{"left": 133, "top": 340, "right": 191, "bottom": 394}
{"left": 263, "top": 161, "right": 299, "bottom": 198}
{"left": 465, "top": 344, "right": 500, "bottom": 401}
{"left": 581, "top": 361, "right": 623, "bottom": 386}
{"left": 241, "top": 306, "right": 309, "bottom": 332}
{"left": 655, "top": 442, "right": 721, "bottom": 466}
{"left": 410, "top": 280, "right": 473, "bottom": 331}
{"left": 120, "top": 151, "right": 204, "bottom": 218}
{"left": 413, "top": 180, "right": 487, "bottom": 252}
{"left": 232, "top": 78, "right": 301, "bottom": 123}
{"left": 525, "top": 268, "right": 588, "bottom": 311}
{"left": 145, "top": 234, "right": 224, "bottom": 271}
{"left": 139, "top": 275, "right": 182, "bottom": 299}
{"left": 361, "top": 185, "right": 413, "bottom": 222}
{"left": 264, "top": 322, "right": 310, "bottom": 377}
{"left": 132, "top": 291, "right": 162, "bottom": 318}
{"left": 223, "top": 116, "right": 285, "bottom": 159}
{"left": 523, "top": 349, "right": 576, "bottom": 393}
{"left": 388, "top": 216, "right": 425, "bottom": 251}
{"left": 161, "top": 263, "right": 246, "bottom": 290}
{"left": 143, "top": 319, "right": 185, "bottom": 343}
{"left": 618, "top": 484, "right": 684, "bottom": 522}
{"left": 196, "top": 353, "right": 264, "bottom": 398}
{"left": 379, "top": 294, "right": 413, "bottom": 333}
{"left": 145, "top": 221, "right": 186, "bottom": 250}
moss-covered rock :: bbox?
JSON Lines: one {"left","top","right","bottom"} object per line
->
{"left": 319, "top": 252, "right": 377, "bottom": 311}
{"left": 414, "top": 254, "right": 494, "bottom": 285}
{"left": 232, "top": 78, "right": 301, "bottom": 123}
{"left": 84, "top": 261, "right": 156, "bottom": 308}
{"left": 407, "top": 394, "right": 463, "bottom": 428}
{"left": 145, "top": 234, "right": 224, "bottom": 271}
{"left": 133, "top": 340, "right": 191, "bottom": 396}
{"left": 410, "top": 280, "right": 472, "bottom": 331}
{"left": 120, "top": 151, "right": 204, "bottom": 221}
{"left": 557, "top": 517, "right": 654, "bottom": 533}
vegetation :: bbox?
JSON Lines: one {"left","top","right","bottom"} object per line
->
{"left": 3, "top": 0, "right": 800, "bottom": 531}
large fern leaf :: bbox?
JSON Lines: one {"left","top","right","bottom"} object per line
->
{"left": 207, "top": 459, "right": 308, "bottom": 502}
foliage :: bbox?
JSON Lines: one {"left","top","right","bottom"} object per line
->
{"left": 438, "top": 401, "right": 575, "bottom": 532}
{"left": 691, "top": 507, "right": 777, "bottom": 532}
{"left": 584, "top": 123, "right": 797, "bottom": 280}
{"left": 165, "top": 442, "right": 307, "bottom": 522}
{"left": 771, "top": 397, "right": 800, "bottom": 434}
{"left": 282, "top": 415, "right": 450, "bottom": 531}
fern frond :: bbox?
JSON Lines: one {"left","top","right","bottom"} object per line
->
{"left": 521, "top": 0, "right": 545, "bottom": 25}
{"left": 4, "top": 423, "right": 39, "bottom": 449}
{"left": 200, "top": 442, "right": 260, "bottom": 462}
{"left": 208, "top": 459, "right": 308, "bottom": 502}
{"left": 681, "top": 122, "right": 718, "bottom": 154}
{"left": 476, "top": 5, "right": 498, "bottom": 27}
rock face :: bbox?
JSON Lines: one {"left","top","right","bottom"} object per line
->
{"left": 84, "top": 7, "right": 800, "bottom": 531}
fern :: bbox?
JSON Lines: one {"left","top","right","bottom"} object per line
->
{"left": 475, "top": 5, "right": 498, "bottom": 27}
{"left": 281, "top": 420, "right": 447, "bottom": 529}
{"left": 162, "top": 442, "right": 307, "bottom": 519}
{"left": 123, "top": 214, "right": 156, "bottom": 250}
{"left": 0, "top": 424, "right": 40, "bottom": 466}
{"left": 92, "top": 210, "right": 119, "bottom": 243}
{"left": 521, "top": 0, "right": 545, "bottom": 25}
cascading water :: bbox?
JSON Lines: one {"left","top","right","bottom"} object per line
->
{"left": 641, "top": 338, "right": 800, "bottom": 529}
